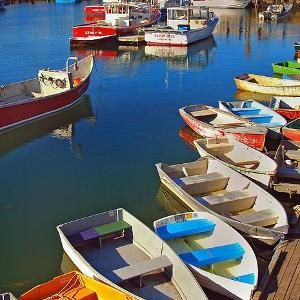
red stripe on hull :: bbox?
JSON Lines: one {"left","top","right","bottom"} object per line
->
{"left": 0, "top": 78, "right": 90, "bottom": 131}
{"left": 181, "top": 113, "right": 265, "bottom": 151}
{"left": 275, "top": 109, "right": 300, "bottom": 120}
{"left": 73, "top": 25, "right": 117, "bottom": 38}
{"left": 282, "top": 128, "right": 300, "bottom": 142}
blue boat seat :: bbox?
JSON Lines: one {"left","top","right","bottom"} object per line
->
{"left": 231, "top": 108, "right": 261, "bottom": 115}
{"left": 156, "top": 219, "right": 215, "bottom": 240}
{"left": 242, "top": 114, "right": 272, "bottom": 119}
{"left": 179, "top": 243, "right": 245, "bottom": 267}
{"left": 231, "top": 273, "right": 256, "bottom": 285}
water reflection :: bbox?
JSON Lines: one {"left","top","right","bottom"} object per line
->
{"left": 234, "top": 90, "right": 273, "bottom": 102}
{"left": 0, "top": 95, "right": 94, "bottom": 157}
{"left": 144, "top": 36, "right": 217, "bottom": 70}
{"left": 178, "top": 126, "right": 201, "bottom": 150}
{"left": 61, "top": 252, "right": 80, "bottom": 274}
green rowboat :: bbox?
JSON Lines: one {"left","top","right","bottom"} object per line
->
{"left": 272, "top": 60, "right": 300, "bottom": 75}
{"left": 294, "top": 42, "right": 300, "bottom": 51}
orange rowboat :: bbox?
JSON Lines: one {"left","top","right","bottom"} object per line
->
{"left": 20, "top": 271, "right": 137, "bottom": 300}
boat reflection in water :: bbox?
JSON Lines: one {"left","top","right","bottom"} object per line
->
{"left": 0, "top": 95, "right": 95, "bottom": 158}
{"left": 178, "top": 126, "right": 202, "bottom": 151}
{"left": 234, "top": 90, "right": 273, "bottom": 103}
{"left": 61, "top": 252, "right": 80, "bottom": 274}
{"left": 145, "top": 36, "right": 217, "bottom": 70}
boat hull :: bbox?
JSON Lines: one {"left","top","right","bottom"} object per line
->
{"left": 192, "top": 0, "right": 251, "bottom": 8}
{"left": 272, "top": 61, "right": 300, "bottom": 75}
{"left": 295, "top": 43, "right": 300, "bottom": 52}
{"left": 145, "top": 18, "right": 218, "bottom": 46}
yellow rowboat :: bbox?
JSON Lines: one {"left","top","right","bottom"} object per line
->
{"left": 20, "top": 271, "right": 137, "bottom": 300}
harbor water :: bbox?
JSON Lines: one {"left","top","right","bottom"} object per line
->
{"left": 0, "top": 1, "right": 299, "bottom": 295}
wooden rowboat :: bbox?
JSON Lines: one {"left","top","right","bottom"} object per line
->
{"left": 234, "top": 73, "right": 300, "bottom": 96}
{"left": 0, "top": 293, "right": 17, "bottom": 300}
{"left": 218, "top": 100, "right": 287, "bottom": 138}
{"left": 154, "top": 212, "right": 258, "bottom": 300}
{"left": 270, "top": 96, "right": 300, "bottom": 120}
{"left": 272, "top": 140, "right": 300, "bottom": 195}
{"left": 156, "top": 158, "right": 288, "bottom": 245}
{"left": 272, "top": 60, "right": 300, "bottom": 75}
{"left": 179, "top": 104, "right": 267, "bottom": 151}
{"left": 20, "top": 271, "right": 136, "bottom": 300}
{"left": 194, "top": 136, "right": 277, "bottom": 188}
{"left": 0, "top": 55, "right": 93, "bottom": 132}
{"left": 282, "top": 118, "right": 300, "bottom": 141}
{"left": 57, "top": 208, "right": 207, "bottom": 300}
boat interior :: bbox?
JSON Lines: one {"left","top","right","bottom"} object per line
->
{"left": 161, "top": 158, "right": 281, "bottom": 229}
{"left": 270, "top": 97, "right": 300, "bottom": 109}
{"left": 64, "top": 211, "right": 183, "bottom": 300}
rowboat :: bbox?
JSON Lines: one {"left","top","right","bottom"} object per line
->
{"left": 0, "top": 293, "right": 17, "bottom": 300}
{"left": 294, "top": 42, "right": 300, "bottom": 52}
{"left": 70, "top": 3, "right": 161, "bottom": 46}
{"left": 20, "top": 271, "right": 137, "bottom": 300}
{"left": 179, "top": 104, "right": 267, "bottom": 151}
{"left": 194, "top": 136, "right": 277, "bottom": 188}
{"left": 144, "top": 7, "right": 218, "bottom": 46}
{"left": 258, "top": 3, "right": 293, "bottom": 21}
{"left": 272, "top": 140, "right": 300, "bottom": 195}
{"left": 234, "top": 73, "right": 300, "bottom": 96}
{"left": 154, "top": 212, "right": 258, "bottom": 300}
{"left": 156, "top": 157, "right": 288, "bottom": 244}
{"left": 282, "top": 118, "right": 300, "bottom": 142}
{"left": 218, "top": 100, "right": 287, "bottom": 138}
{"left": 270, "top": 96, "right": 300, "bottom": 120}
{"left": 57, "top": 208, "right": 207, "bottom": 300}
{"left": 272, "top": 60, "right": 300, "bottom": 75}
{"left": 192, "top": 0, "right": 251, "bottom": 8}
{"left": 0, "top": 55, "right": 93, "bottom": 132}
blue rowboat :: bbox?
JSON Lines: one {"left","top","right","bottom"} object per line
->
{"left": 219, "top": 100, "right": 287, "bottom": 139}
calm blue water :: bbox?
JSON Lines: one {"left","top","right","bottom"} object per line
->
{"left": 0, "top": 2, "right": 299, "bottom": 295}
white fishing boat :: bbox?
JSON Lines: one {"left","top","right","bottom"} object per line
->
{"left": 218, "top": 100, "right": 287, "bottom": 138}
{"left": 57, "top": 208, "right": 207, "bottom": 300}
{"left": 194, "top": 136, "right": 277, "bottom": 188}
{"left": 258, "top": 2, "right": 293, "bottom": 21}
{"left": 192, "top": 0, "right": 251, "bottom": 8}
{"left": 144, "top": 6, "right": 218, "bottom": 46}
{"left": 156, "top": 157, "right": 288, "bottom": 245}
{"left": 154, "top": 212, "right": 258, "bottom": 300}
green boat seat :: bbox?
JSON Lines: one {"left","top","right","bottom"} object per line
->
{"left": 231, "top": 273, "right": 256, "bottom": 285}
{"left": 156, "top": 219, "right": 215, "bottom": 240}
{"left": 179, "top": 243, "right": 245, "bottom": 267}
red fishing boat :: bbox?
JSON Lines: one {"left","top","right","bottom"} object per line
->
{"left": 270, "top": 96, "right": 300, "bottom": 120}
{"left": 70, "top": 3, "right": 161, "bottom": 46}
{"left": 282, "top": 118, "right": 300, "bottom": 141}
{"left": 0, "top": 55, "right": 93, "bottom": 132}
{"left": 179, "top": 104, "right": 267, "bottom": 151}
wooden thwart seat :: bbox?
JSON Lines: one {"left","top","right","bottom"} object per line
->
{"left": 113, "top": 255, "right": 172, "bottom": 288}
{"left": 190, "top": 109, "right": 217, "bottom": 117}
{"left": 233, "top": 160, "right": 260, "bottom": 167}
{"left": 198, "top": 190, "right": 257, "bottom": 213}
{"left": 68, "top": 220, "right": 132, "bottom": 247}
{"left": 285, "top": 150, "right": 300, "bottom": 161}
{"left": 213, "top": 122, "right": 245, "bottom": 128}
{"left": 232, "top": 209, "right": 278, "bottom": 227}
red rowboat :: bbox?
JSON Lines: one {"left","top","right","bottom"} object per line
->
{"left": 0, "top": 55, "right": 93, "bottom": 132}
{"left": 70, "top": 3, "right": 161, "bottom": 46}
{"left": 282, "top": 118, "right": 300, "bottom": 141}
{"left": 179, "top": 104, "right": 267, "bottom": 151}
{"left": 270, "top": 96, "right": 300, "bottom": 120}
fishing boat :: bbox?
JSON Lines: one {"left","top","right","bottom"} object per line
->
{"left": 154, "top": 212, "right": 258, "bottom": 300}
{"left": 234, "top": 73, "right": 300, "bottom": 96}
{"left": 144, "top": 7, "right": 218, "bottom": 46}
{"left": 258, "top": 2, "right": 293, "bottom": 21}
{"left": 272, "top": 140, "right": 300, "bottom": 195}
{"left": 218, "top": 100, "right": 287, "bottom": 138}
{"left": 20, "top": 271, "right": 136, "bottom": 300}
{"left": 194, "top": 136, "right": 277, "bottom": 188}
{"left": 0, "top": 293, "right": 17, "bottom": 300}
{"left": 70, "top": 3, "right": 161, "bottom": 46}
{"left": 57, "top": 208, "right": 207, "bottom": 300}
{"left": 282, "top": 118, "right": 300, "bottom": 142}
{"left": 0, "top": 55, "right": 93, "bottom": 132}
{"left": 272, "top": 60, "right": 300, "bottom": 75}
{"left": 155, "top": 158, "right": 288, "bottom": 244}
{"left": 270, "top": 96, "right": 300, "bottom": 120}
{"left": 192, "top": 0, "right": 251, "bottom": 8}
{"left": 295, "top": 42, "right": 300, "bottom": 52}
{"left": 179, "top": 104, "right": 267, "bottom": 151}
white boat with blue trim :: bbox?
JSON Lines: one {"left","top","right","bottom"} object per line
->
{"left": 154, "top": 212, "right": 258, "bottom": 300}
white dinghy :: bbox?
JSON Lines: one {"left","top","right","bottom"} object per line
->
{"left": 194, "top": 136, "right": 277, "bottom": 188}
{"left": 57, "top": 208, "right": 207, "bottom": 300}
{"left": 154, "top": 212, "right": 258, "bottom": 300}
{"left": 156, "top": 158, "right": 288, "bottom": 245}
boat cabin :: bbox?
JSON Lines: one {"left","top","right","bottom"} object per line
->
{"left": 167, "top": 6, "right": 213, "bottom": 30}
